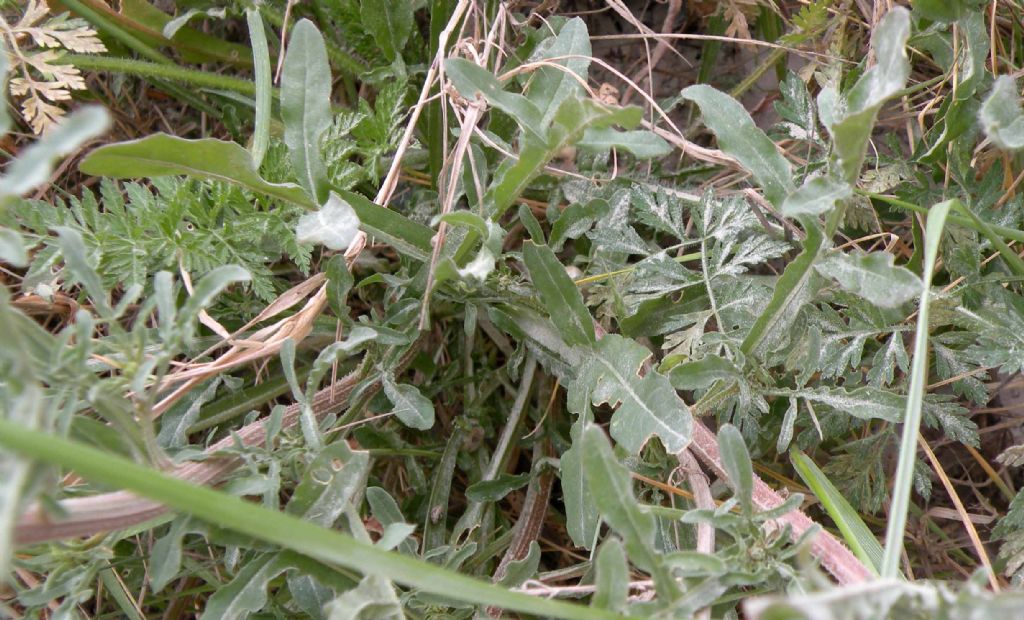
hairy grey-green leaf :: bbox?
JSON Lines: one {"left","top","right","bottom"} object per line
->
{"left": 466, "top": 472, "right": 531, "bottom": 503}
{"left": 718, "top": 424, "right": 754, "bottom": 515}
{"left": 560, "top": 416, "right": 600, "bottom": 548}
{"left": 981, "top": 76, "right": 1024, "bottom": 151}
{"left": 79, "top": 134, "right": 313, "bottom": 206}
{"left": 487, "top": 99, "right": 642, "bottom": 217}
{"left": 578, "top": 127, "right": 672, "bottom": 158}
{"left": 496, "top": 541, "right": 541, "bottom": 588}
{"left": 246, "top": 8, "right": 272, "bottom": 168}
{"left": 573, "top": 335, "right": 692, "bottom": 454}
{"left": 2, "top": 107, "right": 109, "bottom": 201}
{"left": 523, "top": 241, "right": 595, "bottom": 346}
{"left": 445, "top": 58, "right": 546, "bottom": 142}
{"left": 200, "top": 552, "right": 292, "bottom": 620}
{"left": 286, "top": 441, "right": 370, "bottom": 527}
{"left": 0, "top": 227, "right": 26, "bottom": 267}
{"left": 781, "top": 175, "right": 852, "bottom": 217}
{"left": 382, "top": 375, "right": 435, "bottom": 430}
{"left": 527, "top": 18, "right": 591, "bottom": 127}
{"left": 296, "top": 193, "right": 362, "bottom": 251}
{"left": 149, "top": 517, "right": 192, "bottom": 593}
{"left": 668, "top": 355, "right": 741, "bottom": 390}
{"left": 592, "top": 537, "right": 628, "bottom": 612}
{"left": 324, "top": 574, "right": 405, "bottom": 620}
{"left": 282, "top": 19, "right": 333, "bottom": 205}
{"left": 680, "top": 84, "right": 793, "bottom": 206}
{"left": 827, "top": 8, "right": 911, "bottom": 182}
{"left": 815, "top": 251, "right": 920, "bottom": 308}
{"left": 360, "top": 0, "right": 413, "bottom": 63}
{"left": 581, "top": 425, "right": 658, "bottom": 571}
{"left": 366, "top": 487, "right": 418, "bottom": 555}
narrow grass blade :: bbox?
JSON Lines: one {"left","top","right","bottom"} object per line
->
{"left": 881, "top": 199, "right": 953, "bottom": 578}
{"left": 791, "top": 449, "right": 882, "bottom": 575}
{"left": 0, "top": 419, "right": 635, "bottom": 620}
{"left": 246, "top": 8, "right": 272, "bottom": 168}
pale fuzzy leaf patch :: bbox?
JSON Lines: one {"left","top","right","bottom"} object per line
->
{"left": 296, "top": 194, "right": 361, "bottom": 251}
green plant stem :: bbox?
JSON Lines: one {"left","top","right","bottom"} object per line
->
{"left": 63, "top": 0, "right": 173, "bottom": 66}
{"left": 860, "top": 189, "right": 1024, "bottom": 244}
{"left": 58, "top": 54, "right": 262, "bottom": 97}
{"left": 0, "top": 418, "right": 636, "bottom": 620}
{"left": 881, "top": 199, "right": 953, "bottom": 578}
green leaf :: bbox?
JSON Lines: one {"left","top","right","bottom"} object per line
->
{"left": 445, "top": 58, "right": 546, "bottom": 142}
{"left": 814, "top": 251, "right": 920, "bottom": 308}
{"left": 667, "top": 355, "right": 742, "bottom": 391}
{"left": 366, "top": 487, "right": 417, "bottom": 555}
{"left": 382, "top": 375, "right": 435, "bottom": 430}
{"left": 981, "top": 76, "right": 1024, "bottom": 151}
{"left": 580, "top": 427, "right": 655, "bottom": 559}
{"left": 781, "top": 176, "right": 852, "bottom": 217}
{"left": 522, "top": 241, "right": 595, "bottom": 346}
{"left": 296, "top": 193, "right": 362, "bottom": 251}
{"left": 201, "top": 552, "right": 291, "bottom": 620}
{"left": 791, "top": 450, "right": 883, "bottom": 575}
{"left": 717, "top": 424, "right": 754, "bottom": 516}
{"left": 0, "top": 107, "right": 110, "bottom": 201}
{"left": 573, "top": 335, "right": 692, "bottom": 454}
{"left": 560, "top": 416, "right": 600, "bottom": 549}
{"left": 741, "top": 217, "right": 823, "bottom": 358}
{"left": 592, "top": 537, "right": 628, "bottom": 612}
{"left": 912, "top": 0, "right": 972, "bottom": 23}
{"left": 360, "top": 0, "right": 413, "bottom": 63}
{"left": 55, "top": 227, "right": 113, "bottom": 318}
{"left": 0, "top": 227, "right": 26, "bottom": 268}
{"left": 78, "top": 134, "right": 312, "bottom": 206}
{"left": 882, "top": 199, "right": 953, "bottom": 578}
{"left": 487, "top": 99, "right": 642, "bottom": 217}
{"left": 148, "top": 517, "right": 193, "bottom": 592}
{"left": 582, "top": 425, "right": 679, "bottom": 599}
{"left": 465, "top": 473, "right": 530, "bottom": 502}
{"left": 496, "top": 541, "right": 542, "bottom": 588}
{"left": 246, "top": 8, "right": 272, "bottom": 168}
{"left": 578, "top": 127, "right": 672, "bottom": 158}
{"left": 287, "top": 441, "right": 370, "bottom": 527}
{"left": 337, "top": 190, "right": 434, "bottom": 261}
{"left": 282, "top": 19, "right": 333, "bottom": 205}
{"left": 325, "top": 573, "right": 405, "bottom": 619}
{"left": 527, "top": 18, "right": 591, "bottom": 128}
{"left": 326, "top": 254, "right": 355, "bottom": 317}
{"left": 827, "top": 7, "right": 911, "bottom": 182}
{"left": 679, "top": 84, "right": 793, "bottom": 206}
